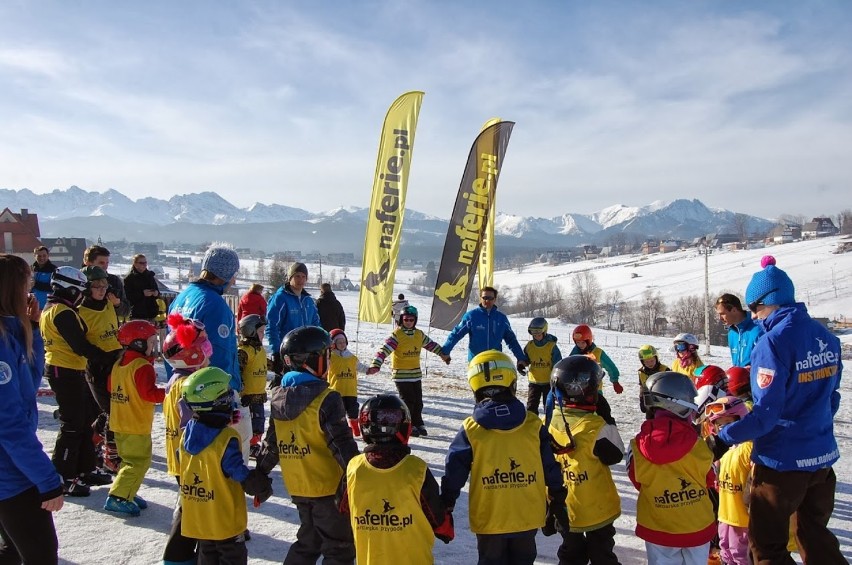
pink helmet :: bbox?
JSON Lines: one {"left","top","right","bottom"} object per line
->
{"left": 705, "top": 396, "right": 749, "bottom": 424}
{"left": 163, "top": 313, "right": 212, "bottom": 370}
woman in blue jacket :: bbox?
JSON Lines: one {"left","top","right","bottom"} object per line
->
{"left": 0, "top": 254, "right": 64, "bottom": 564}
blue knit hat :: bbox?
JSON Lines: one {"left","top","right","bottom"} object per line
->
{"left": 201, "top": 247, "right": 240, "bottom": 281}
{"left": 745, "top": 255, "right": 795, "bottom": 307}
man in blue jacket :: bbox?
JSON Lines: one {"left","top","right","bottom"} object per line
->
{"left": 266, "top": 262, "right": 320, "bottom": 375}
{"left": 714, "top": 293, "right": 762, "bottom": 367}
{"left": 712, "top": 256, "right": 844, "bottom": 564}
{"left": 441, "top": 286, "right": 528, "bottom": 370}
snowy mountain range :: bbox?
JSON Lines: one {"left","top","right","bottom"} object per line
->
{"left": 2, "top": 186, "right": 775, "bottom": 258}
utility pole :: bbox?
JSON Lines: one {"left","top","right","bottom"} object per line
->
{"left": 177, "top": 256, "right": 183, "bottom": 290}
{"left": 703, "top": 242, "right": 711, "bottom": 357}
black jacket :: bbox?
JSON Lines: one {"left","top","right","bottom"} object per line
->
{"left": 315, "top": 290, "right": 346, "bottom": 332}
{"left": 123, "top": 269, "right": 159, "bottom": 320}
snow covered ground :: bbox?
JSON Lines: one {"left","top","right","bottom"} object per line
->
{"left": 39, "top": 237, "right": 851, "bottom": 564}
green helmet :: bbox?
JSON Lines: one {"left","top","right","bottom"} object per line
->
{"left": 81, "top": 265, "right": 108, "bottom": 281}
{"left": 182, "top": 367, "right": 233, "bottom": 413}
{"left": 638, "top": 344, "right": 658, "bottom": 361}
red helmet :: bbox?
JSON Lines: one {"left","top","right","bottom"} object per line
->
{"left": 694, "top": 365, "right": 727, "bottom": 390}
{"left": 163, "top": 313, "right": 211, "bottom": 370}
{"left": 118, "top": 320, "right": 158, "bottom": 354}
{"left": 572, "top": 324, "right": 593, "bottom": 343}
{"left": 329, "top": 328, "right": 347, "bottom": 343}
{"left": 726, "top": 367, "right": 751, "bottom": 397}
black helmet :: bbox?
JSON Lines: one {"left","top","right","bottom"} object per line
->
{"left": 551, "top": 355, "right": 602, "bottom": 406}
{"left": 398, "top": 305, "right": 418, "bottom": 326}
{"left": 280, "top": 326, "right": 331, "bottom": 377}
{"left": 238, "top": 314, "right": 267, "bottom": 340}
{"left": 358, "top": 394, "right": 412, "bottom": 445}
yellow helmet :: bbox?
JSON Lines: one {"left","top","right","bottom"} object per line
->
{"left": 467, "top": 350, "right": 517, "bottom": 401}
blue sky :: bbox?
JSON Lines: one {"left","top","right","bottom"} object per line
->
{"left": 1, "top": 1, "right": 850, "bottom": 220}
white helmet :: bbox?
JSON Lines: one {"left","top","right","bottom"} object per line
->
{"left": 51, "top": 266, "right": 88, "bottom": 302}
{"left": 673, "top": 333, "right": 699, "bottom": 346}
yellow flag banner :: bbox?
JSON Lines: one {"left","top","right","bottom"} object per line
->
{"left": 430, "top": 120, "right": 515, "bottom": 331}
{"left": 358, "top": 91, "right": 425, "bottom": 323}
{"left": 478, "top": 117, "right": 501, "bottom": 291}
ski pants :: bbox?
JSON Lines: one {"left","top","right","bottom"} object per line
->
{"left": 394, "top": 380, "right": 424, "bottom": 427}
{"left": 0, "top": 487, "right": 59, "bottom": 565}
{"left": 284, "top": 495, "right": 355, "bottom": 565}
{"left": 163, "top": 476, "right": 198, "bottom": 564}
{"left": 46, "top": 365, "right": 98, "bottom": 480}
{"left": 645, "top": 541, "right": 709, "bottom": 565}
{"left": 557, "top": 522, "right": 619, "bottom": 565}
{"left": 718, "top": 523, "right": 750, "bottom": 565}
{"left": 109, "top": 432, "right": 152, "bottom": 502}
{"left": 526, "top": 383, "right": 550, "bottom": 414}
{"left": 198, "top": 535, "right": 247, "bottom": 565}
{"left": 341, "top": 396, "right": 359, "bottom": 421}
{"left": 475, "top": 530, "right": 537, "bottom": 565}
{"left": 749, "top": 464, "right": 846, "bottom": 565}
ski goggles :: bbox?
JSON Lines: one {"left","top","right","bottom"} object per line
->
{"left": 704, "top": 396, "right": 745, "bottom": 418}
{"left": 674, "top": 342, "right": 689, "bottom": 352}
{"left": 748, "top": 288, "right": 778, "bottom": 313}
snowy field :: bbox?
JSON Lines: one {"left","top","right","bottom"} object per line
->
{"left": 38, "top": 237, "right": 851, "bottom": 564}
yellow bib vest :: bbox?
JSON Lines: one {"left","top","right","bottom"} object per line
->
{"left": 329, "top": 352, "right": 359, "bottom": 397}
{"left": 631, "top": 437, "right": 715, "bottom": 541}
{"left": 78, "top": 303, "right": 122, "bottom": 353}
{"left": 525, "top": 340, "right": 556, "bottom": 384}
{"left": 550, "top": 410, "right": 621, "bottom": 531}
{"left": 179, "top": 427, "right": 247, "bottom": 540}
{"left": 110, "top": 357, "right": 156, "bottom": 435}
{"left": 273, "top": 388, "right": 343, "bottom": 497}
{"left": 238, "top": 344, "right": 268, "bottom": 396}
{"left": 41, "top": 303, "right": 88, "bottom": 370}
{"left": 464, "top": 412, "right": 547, "bottom": 534}
{"left": 717, "top": 441, "right": 753, "bottom": 528}
{"left": 390, "top": 328, "right": 425, "bottom": 372}
{"left": 164, "top": 374, "right": 188, "bottom": 477}
{"left": 347, "top": 454, "right": 434, "bottom": 564}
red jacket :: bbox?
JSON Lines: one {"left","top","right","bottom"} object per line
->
{"left": 237, "top": 290, "right": 267, "bottom": 322}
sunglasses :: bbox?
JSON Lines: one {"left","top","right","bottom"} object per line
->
{"left": 480, "top": 295, "right": 496, "bottom": 301}
{"left": 748, "top": 288, "right": 777, "bottom": 313}
{"left": 89, "top": 282, "right": 109, "bottom": 290}
{"left": 402, "top": 316, "right": 416, "bottom": 322}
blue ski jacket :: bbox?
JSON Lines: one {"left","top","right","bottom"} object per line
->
{"left": 0, "top": 317, "right": 63, "bottom": 501}
{"left": 720, "top": 303, "right": 842, "bottom": 472}
{"left": 441, "top": 305, "right": 527, "bottom": 362}
{"left": 727, "top": 316, "right": 762, "bottom": 367}
{"left": 168, "top": 280, "right": 241, "bottom": 392}
{"left": 265, "top": 284, "right": 320, "bottom": 356}
{"left": 182, "top": 418, "right": 249, "bottom": 483}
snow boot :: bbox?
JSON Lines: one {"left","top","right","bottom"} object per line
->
{"left": 348, "top": 419, "right": 361, "bottom": 437}
{"left": 63, "top": 478, "right": 91, "bottom": 498}
{"left": 133, "top": 495, "right": 148, "bottom": 510}
{"left": 104, "top": 495, "right": 141, "bottom": 517}
{"left": 81, "top": 468, "right": 113, "bottom": 486}
{"left": 102, "top": 441, "right": 122, "bottom": 474}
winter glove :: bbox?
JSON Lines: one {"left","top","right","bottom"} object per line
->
{"left": 612, "top": 381, "right": 624, "bottom": 394}
{"left": 551, "top": 501, "right": 570, "bottom": 534}
{"left": 434, "top": 510, "right": 455, "bottom": 544}
{"left": 366, "top": 366, "right": 380, "bottom": 376}
{"left": 705, "top": 434, "right": 731, "bottom": 461}
{"left": 516, "top": 362, "right": 527, "bottom": 375}
{"left": 242, "top": 469, "right": 273, "bottom": 503}
{"left": 271, "top": 352, "right": 284, "bottom": 376}
{"left": 542, "top": 487, "right": 569, "bottom": 536}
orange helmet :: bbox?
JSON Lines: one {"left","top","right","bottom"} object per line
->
{"left": 572, "top": 324, "right": 593, "bottom": 343}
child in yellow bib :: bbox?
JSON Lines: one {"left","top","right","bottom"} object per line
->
{"left": 237, "top": 314, "right": 269, "bottom": 458}
{"left": 548, "top": 355, "right": 624, "bottom": 564}
{"left": 522, "top": 317, "right": 562, "bottom": 415}
{"left": 161, "top": 313, "right": 212, "bottom": 564}
{"left": 179, "top": 367, "right": 272, "bottom": 564}
{"left": 329, "top": 329, "right": 369, "bottom": 437}
{"left": 441, "top": 351, "right": 567, "bottom": 565}
{"left": 105, "top": 321, "right": 165, "bottom": 517}
{"left": 366, "top": 305, "right": 449, "bottom": 437}
{"left": 338, "top": 395, "right": 454, "bottom": 564}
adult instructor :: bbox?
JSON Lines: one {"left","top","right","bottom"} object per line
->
{"left": 714, "top": 293, "right": 761, "bottom": 367}
{"left": 266, "top": 262, "right": 320, "bottom": 376}
{"left": 710, "top": 256, "right": 844, "bottom": 564}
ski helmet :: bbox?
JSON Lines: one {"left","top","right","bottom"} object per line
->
{"left": 182, "top": 366, "right": 234, "bottom": 413}
{"left": 694, "top": 365, "right": 727, "bottom": 390}
{"left": 238, "top": 314, "right": 267, "bottom": 340}
{"left": 705, "top": 395, "right": 749, "bottom": 424}
{"left": 642, "top": 371, "right": 698, "bottom": 419}
{"left": 638, "top": 344, "right": 658, "bottom": 361}
{"left": 118, "top": 320, "right": 158, "bottom": 355}
{"left": 50, "top": 266, "right": 88, "bottom": 303}
{"left": 329, "top": 328, "right": 347, "bottom": 347}
{"left": 528, "top": 317, "right": 548, "bottom": 336}
{"left": 572, "top": 324, "right": 593, "bottom": 343}
{"left": 725, "top": 367, "right": 751, "bottom": 398}
{"left": 163, "top": 314, "right": 211, "bottom": 370}
{"left": 280, "top": 326, "right": 331, "bottom": 377}
{"left": 551, "top": 355, "right": 602, "bottom": 406}
{"left": 358, "top": 394, "right": 412, "bottom": 445}
{"left": 467, "top": 350, "right": 517, "bottom": 402}
{"left": 398, "top": 305, "right": 418, "bottom": 326}
{"left": 673, "top": 333, "right": 699, "bottom": 354}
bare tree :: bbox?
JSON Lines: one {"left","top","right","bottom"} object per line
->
{"left": 268, "top": 258, "right": 288, "bottom": 290}
{"left": 602, "top": 290, "right": 623, "bottom": 329}
{"left": 669, "top": 295, "right": 703, "bottom": 336}
{"left": 732, "top": 213, "right": 750, "bottom": 242}
{"left": 636, "top": 290, "right": 666, "bottom": 335}
{"left": 839, "top": 209, "right": 852, "bottom": 235}
{"left": 254, "top": 258, "right": 268, "bottom": 284}
{"left": 779, "top": 213, "right": 807, "bottom": 227}
{"left": 570, "top": 271, "right": 601, "bottom": 324}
